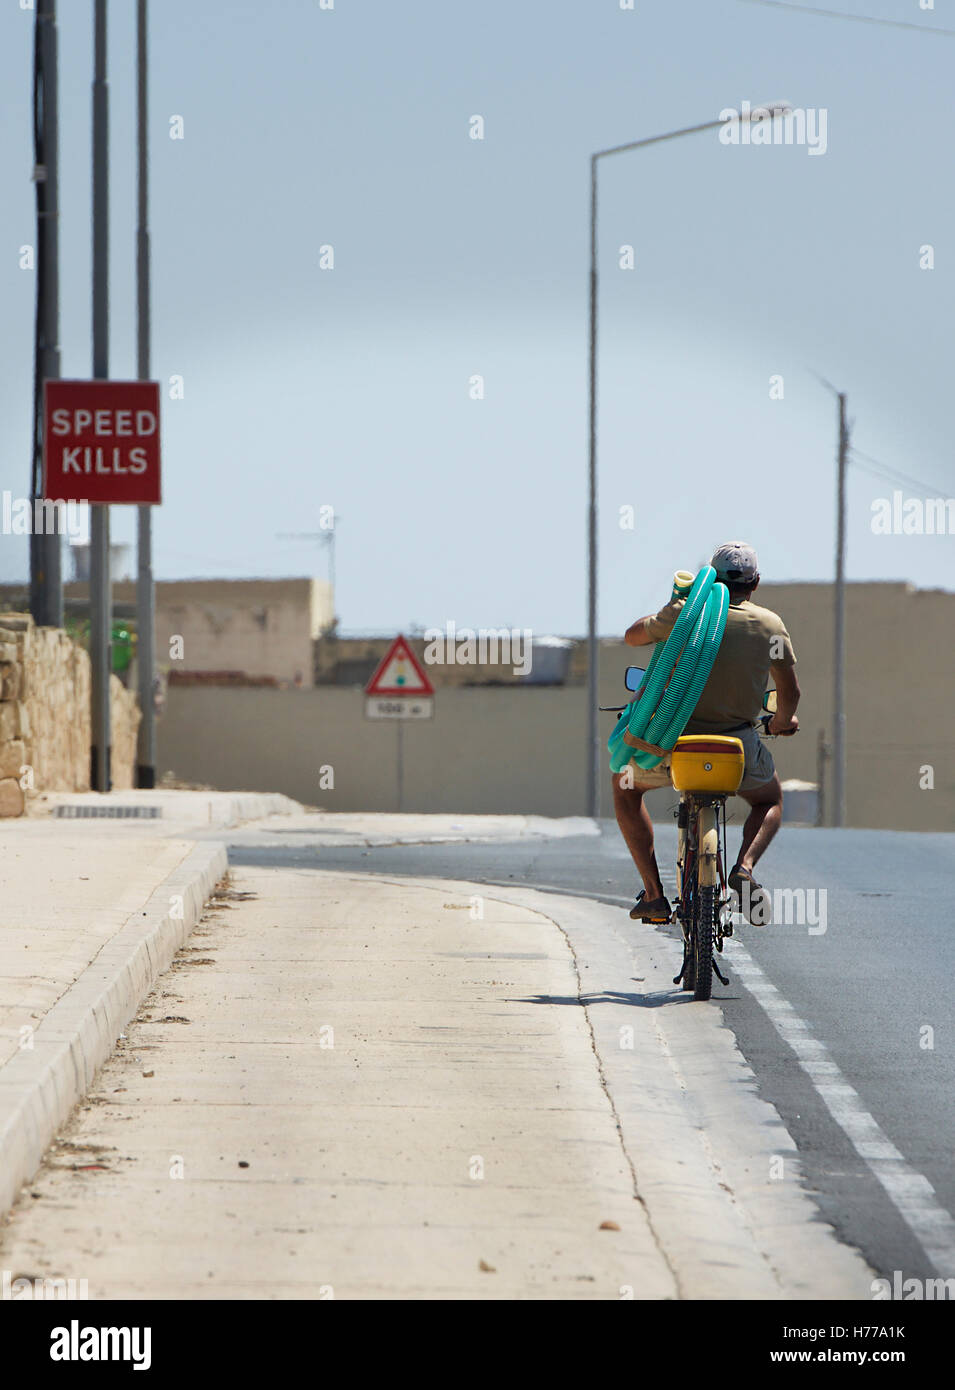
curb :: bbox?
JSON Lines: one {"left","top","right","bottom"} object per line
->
{"left": 0, "top": 840, "right": 227, "bottom": 1219}
{"left": 28, "top": 790, "right": 304, "bottom": 828}
{"left": 209, "top": 793, "right": 302, "bottom": 827}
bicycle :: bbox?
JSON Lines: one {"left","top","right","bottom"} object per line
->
{"left": 605, "top": 668, "right": 783, "bottom": 1001}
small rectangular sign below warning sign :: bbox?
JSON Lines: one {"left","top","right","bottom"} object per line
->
{"left": 366, "top": 697, "right": 433, "bottom": 720}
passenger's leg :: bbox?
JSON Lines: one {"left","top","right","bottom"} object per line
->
{"left": 612, "top": 772, "right": 664, "bottom": 900}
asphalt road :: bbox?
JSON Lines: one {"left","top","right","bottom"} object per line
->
{"left": 229, "top": 818, "right": 955, "bottom": 1290}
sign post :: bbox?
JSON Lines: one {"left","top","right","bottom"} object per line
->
{"left": 364, "top": 636, "right": 435, "bottom": 810}
{"left": 136, "top": 0, "right": 157, "bottom": 789}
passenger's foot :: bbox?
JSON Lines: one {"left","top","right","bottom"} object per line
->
{"left": 629, "top": 890, "right": 672, "bottom": 923}
{"left": 729, "top": 864, "right": 772, "bottom": 926}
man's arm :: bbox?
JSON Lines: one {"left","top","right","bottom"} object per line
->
{"left": 769, "top": 662, "right": 800, "bottom": 736}
{"left": 624, "top": 616, "right": 658, "bottom": 647}
{"left": 627, "top": 598, "right": 682, "bottom": 647}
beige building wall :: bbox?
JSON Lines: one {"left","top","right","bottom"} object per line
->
{"left": 745, "top": 580, "right": 950, "bottom": 828}
{"left": 157, "top": 581, "right": 953, "bottom": 832}
{"left": 159, "top": 686, "right": 586, "bottom": 815}
{"left": 0, "top": 579, "right": 334, "bottom": 685}
{"left": 111, "top": 577, "right": 333, "bottom": 683}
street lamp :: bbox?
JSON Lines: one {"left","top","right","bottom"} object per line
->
{"left": 586, "top": 102, "right": 793, "bottom": 820}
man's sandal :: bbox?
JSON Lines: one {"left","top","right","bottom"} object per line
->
{"left": 629, "top": 890, "right": 672, "bottom": 924}
{"left": 729, "top": 865, "right": 772, "bottom": 926}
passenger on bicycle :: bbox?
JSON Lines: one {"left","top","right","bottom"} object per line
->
{"left": 613, "top": 542, "right": 800, "bottom": 925}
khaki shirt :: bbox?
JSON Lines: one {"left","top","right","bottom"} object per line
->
{"left": 644, "top": 597, "right": 797, "bottom": 734}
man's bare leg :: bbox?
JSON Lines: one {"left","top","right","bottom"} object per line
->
{"left": 612, "top": 773, "right": 664, "bottom": 900}
{"left": 736, "top": 774, "right": 783, "bottom": 875}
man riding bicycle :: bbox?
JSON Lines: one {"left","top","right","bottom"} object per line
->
{"left": 613, "top": 542, "right": 800, "bottom": 926}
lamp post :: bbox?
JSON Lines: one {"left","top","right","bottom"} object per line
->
{"left": 586, "top": 102, "right": 792, "bottom": 820}
{"left": 90, "top": 0, "right": 110, "bottom": 791}
{"left": 135, "top": 0, "right": 156, "bottom": 788}
{"left": 30, "top": 0, "right": 62, "bottom": 631}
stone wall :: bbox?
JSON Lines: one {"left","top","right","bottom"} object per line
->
{"left": 0, "top": 614, "right": 141, "bottom": 815}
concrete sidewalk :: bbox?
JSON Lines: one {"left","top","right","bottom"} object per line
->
{"left": 0, "top": 806, "right": 874, "bottom": 1299}
{"left": 0, "top": 854, "right": 874, "bottom": 1299}
{"left": 0, "top": 866, "right": 677, "bottom": 1299}
{"left": 0, "top": 789, "right": 301, "bottom": 1218}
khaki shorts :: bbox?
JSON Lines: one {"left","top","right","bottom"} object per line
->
{"left": 617, "top": 723, "right": 776, "bottom": 795}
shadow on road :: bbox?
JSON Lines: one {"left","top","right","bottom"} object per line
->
{"left": 514, "top": 987, "right": 698, "bottom": 1009}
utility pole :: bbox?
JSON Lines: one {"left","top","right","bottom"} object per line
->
{"left": 832, "top": 392, "right": 849, "bottom": 827}
{"left": 135, "top": 0, "right": 156, "bottom": 788}
{"left": 586, "top": 154, "right": 599, "bottom": 822}
{"left": 816, "top": 726, "right": 828, "bottom": 828}
{"left": 29, "top": 0, "right": 62, "bottom": 629}
{"left": 90, "top": 0, "right": 111, "bottom": 791}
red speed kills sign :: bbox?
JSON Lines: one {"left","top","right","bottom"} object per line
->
{"left": 43, "top": 380, "right": 161, "bottom": 504}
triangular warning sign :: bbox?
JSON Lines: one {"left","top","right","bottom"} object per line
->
{"left": 365, "top": 635, "right": 434, "bottom": 696}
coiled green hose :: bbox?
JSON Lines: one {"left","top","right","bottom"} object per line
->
{"left": 608, "top": 565, "right": 729, "bottom": 773}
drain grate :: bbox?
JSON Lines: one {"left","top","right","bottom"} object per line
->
{"left": 54, "top": 805, "right": 162, "bottom": 819}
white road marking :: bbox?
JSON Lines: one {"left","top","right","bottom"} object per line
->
{"left": 481, "top": 879, "right": 635, "bottom": 908}
{"left": 723, "top": 939, "right": 955, "bottom": 1277}
{"left": 655, "top": 867, "right": 955, "bottom": 1279}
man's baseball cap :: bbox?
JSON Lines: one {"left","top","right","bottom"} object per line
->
{"left": 711, "top": 542, "right": 759, "bottom": 583}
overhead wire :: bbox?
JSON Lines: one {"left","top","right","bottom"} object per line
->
{"left": 735, "top": 0, "right": 955, "bottom": 36}
{"left": 849, "top": 447, "right": 951, "bottom": 498}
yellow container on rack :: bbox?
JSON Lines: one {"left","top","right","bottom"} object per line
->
{"left": 670, "top": 735, "right": 745, "bottom": 794}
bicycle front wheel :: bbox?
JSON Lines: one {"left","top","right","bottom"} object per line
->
{"left": 692, "top": 883, "right": 717, "bottom": 1001}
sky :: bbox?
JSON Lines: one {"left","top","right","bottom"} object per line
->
{"left": 1, "top": 0, "right": 953, "bottom": 635}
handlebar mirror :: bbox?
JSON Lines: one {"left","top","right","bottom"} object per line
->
{"left": 762, "top": 688, "right": 778, "bottom": 714}
{"left": 625, "top": 666, "right": 647, "bottom": 693}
